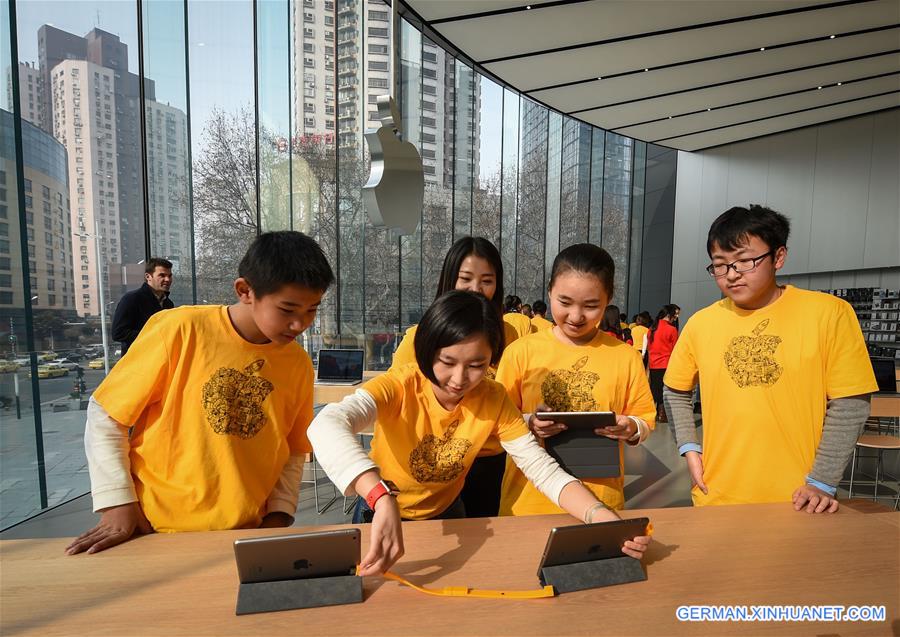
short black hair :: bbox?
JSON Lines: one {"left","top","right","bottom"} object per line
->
{"left": 503, "top": 295, "right": 522, "bottom": 313}
{"left": 414, "top": 290, "right": 505, "bottom": 384}
{"left": 707, "top": 205, "right": 791, "bottom": 256}
{"left": 238, "top": 231, "right": 334, "bottom": 297}
{"left": 436, "top": 236, "right": 504, "bottom": 316}
{"left": 532, "top": 300, "right": 547, "bottom": 315}
{"left": 548, "top": 243, "right": 615, "bottom": 298}
{"left": 145, "top": 257, "right": 172, "bottom": 275}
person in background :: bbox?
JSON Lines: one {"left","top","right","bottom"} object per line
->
{"left": 647, "top": 304, "right": 680, "bottom": 423}
{"left": 601, "top": 305, "right": 633, "bottom": 345}
{"left": 618, "top": 312, "right": 628, "bottom": 331}
{"left": 503, "top": 294, "right": 534, "bottom": 339}
{"left": 521, "top": 303, "right": 534, "bottom": 319}
{"left": 631, "top": 312, "right": 652, "bottom": 359}
{"left": 307, "top": 290, "right": 650, "bottom": 575}
{"left": 531, "top": 300, "right": 553, "bottom": 331}
{"left": 111, "top": 258, "right": 174, "bottom": 356}
{"left": 664, "top": 205, "right": 876, "bottom": 512}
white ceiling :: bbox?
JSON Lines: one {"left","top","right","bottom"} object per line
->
{"left": 400, "top": 0, "right": 900, "bottom": 150}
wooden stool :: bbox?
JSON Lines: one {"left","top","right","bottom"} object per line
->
{"left": 848, "top": 434, "right": 900, "bottom": 510}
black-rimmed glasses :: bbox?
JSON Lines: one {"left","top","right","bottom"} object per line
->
{"left": 706, "top": 251, "right": 774, "bottom": 278}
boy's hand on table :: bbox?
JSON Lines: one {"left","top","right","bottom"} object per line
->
{"left": 792, "top": 484, "right": 839, "bottom": 514}
{"left": 684, "top": 451, "right": 708, "bottom": 495}
{"left": 65, "top": 502, "right": 153, "bottom": 555}
{"left": 260, "top": 512, "right": 294, "bottom": 528}
{"left": 359, "top": 495, "right": 404, "bottom": 576}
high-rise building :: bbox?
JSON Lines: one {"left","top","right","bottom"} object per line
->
{"left": 39, "top": 26, "right": 153, "bottom": 270}
{"left": 50, "top": 59, "right": 120, "bottom": 317}
{"left": 6, "top": 62, "right": 42, "bottom": 126}
{"left": 0, "top": 109, "right": 74, "bottom": 315}
{"left": 144, "top": 99, "right": 190, "bottom": 306}
{"left": 293, "top": 0, "right": 479, "bottom": 188}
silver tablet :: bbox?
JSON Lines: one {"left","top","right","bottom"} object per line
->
{"left": 537, "top": 517, "right": 650, "bottom": 583}
{"left": 233, "top": 529, "right": 361, "bottom": 584}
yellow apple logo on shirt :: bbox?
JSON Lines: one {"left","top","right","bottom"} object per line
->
{"left": 723, "top": 319, "right": 783, "bottom": 388}
{"left": 202, "top": 359, "right": 274, "bottom": 438}
{"left": 408, "top": 420, "right": 473, "bottom": 483}
{"left": 541, "top": 355, "right": 600, "bottom": 411}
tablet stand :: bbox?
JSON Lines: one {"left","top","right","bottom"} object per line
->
{"left": 235, "top": 574, "right": 363, "bottom": 615}
{"left": 540, "top": 556, "right": 645, "bottom": 594}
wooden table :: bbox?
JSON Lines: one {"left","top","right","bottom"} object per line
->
{"left": 2, "top": 503, "right": 896, "bottom": 636}
{"left": 314, "top": 370, "right": 383, "bottom": 405}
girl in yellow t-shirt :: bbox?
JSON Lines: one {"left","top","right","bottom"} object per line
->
{"left": 497, "top": 243, "right": 656, "bottom": 515}
{"left": 389, "top": 236, "right": 517, "bottom": 518}
{"left": 308, "top": 290, "right": 650, "bottom": 575}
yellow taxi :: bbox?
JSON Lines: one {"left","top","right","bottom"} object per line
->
{"left": 88, "top": 358, "right": 105, "bottom": 370}
{"left": 35, "top": 365, "right": 68, "bottom": 379}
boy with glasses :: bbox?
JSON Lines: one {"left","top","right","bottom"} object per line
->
{"left": 663, "top": 205, "right": 877, "bottom": 512}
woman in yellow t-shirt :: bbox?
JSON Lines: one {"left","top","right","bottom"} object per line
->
{"left": 308, "top": 291, "right": 650, "bottom": 575}
{"left": 389, "top": 236, "right": 517, "bottom": 518}
{"left": 630, "top": 311, "right": 652, "bottom": 358}
{"left": 497, "top": 244, "right": 656, "bottom": 515}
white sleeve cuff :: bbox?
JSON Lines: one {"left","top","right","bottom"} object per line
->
{"left": 266, "top": 455, "right": 305, "bottom": 516}
{"left": 501, "top": 433, "right": 578, "bottom": 506}
{"left": 85, "top": 397, "right": 137, "bottom": 512}
{"left": 626, "top": 416, "right": 650, "bottom": 446}
{"left": 306, "top": 389, "right": 379, "bottom": 496}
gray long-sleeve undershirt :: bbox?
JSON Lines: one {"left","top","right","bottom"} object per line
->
{"left": 663, "top": 386, "right": 871, "bottom": 489}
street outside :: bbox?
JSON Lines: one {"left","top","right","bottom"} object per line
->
{"left": 0, "top": 368, "right": 107, "bottom": 529}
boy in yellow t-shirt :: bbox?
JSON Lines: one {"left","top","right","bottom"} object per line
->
{"left": 664, "top": 206, "right": 877, "bottom": 513}
{"left": 531, "top": 299, "right": 554, "bottom": 331}
{"left": 66, "top": 232, "right": 334, "bottom": 555}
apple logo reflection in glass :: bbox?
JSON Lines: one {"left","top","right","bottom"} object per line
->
{"left": 723, "top": 319, "right": 783, "bottom": 388}
{"left": 409, "top": 420, "right": 473, "bottom": 483}
{"left": 362, "top": 95, "right": 424, "bottom": 237}
{"left": 202, "top": 360, "right": 274, "bottom": 438}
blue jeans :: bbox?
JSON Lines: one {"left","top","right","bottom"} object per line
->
{"left": 352, "top": 495, "right": 466, "bottom": 523}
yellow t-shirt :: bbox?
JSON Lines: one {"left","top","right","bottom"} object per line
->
{"left": 664, "top": 286, "right": 878, "bottom": 506}
{"left": 93, "top": 306, "right": 314, "bottom": 532}
{"left": 364, "top": 364, "right": 529, "bottom": 519}
{"left": 496, "top": 329, "right": 656, "bottom": 514}
{"left": 387, "top": 322, "right": 519, "bottom": 458}
{"left": 631, "top": 325, "right": 649, "bottom": 353}
{"left": 504, "top": 312, "right": 535, "bottom": 340}
{"left": 531, "top": 315, "right": 554, "bottom": 332}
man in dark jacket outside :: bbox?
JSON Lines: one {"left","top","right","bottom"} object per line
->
{"left": 111, "top": 258, "right": 175, "bottom": 355}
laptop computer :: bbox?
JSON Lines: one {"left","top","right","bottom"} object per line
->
{"left": 316, "top": 348, "right": 365, "bottom": 385}
{"left": 871, "top": 357, "right": 898, "bottom": 394}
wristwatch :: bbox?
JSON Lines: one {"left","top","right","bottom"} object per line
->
{"left": 365, "top": 479, "right": 399, "bottom": 511}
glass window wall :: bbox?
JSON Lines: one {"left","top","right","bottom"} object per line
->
{"left": 1, "top": 0, "right": 673, "bottom": 529}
